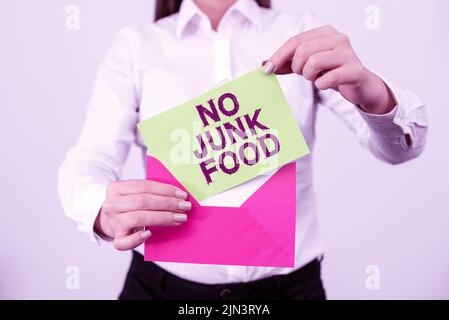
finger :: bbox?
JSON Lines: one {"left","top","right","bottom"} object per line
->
{"left": 119, "top": 210, "right": 189, "bottom": 229}
{"left": 112, "top": 194, "right": 192, "bottom": 213}
{"left": 108, "top": 179, "right": 187, "bottom": 199}
{"left": 291, "top": 36, "right": 340, "bottom": 75}
{"left": 302, "top": 50, "right": 346, "bottom": 82}
{"left": 265, "top": 25, "right": 337, "bottom": 74}
{"left": 113, "top": 229, "right": 151, "bottom": 251}
{"left": 314, "top": 66, "right": 360, "bottom": 90}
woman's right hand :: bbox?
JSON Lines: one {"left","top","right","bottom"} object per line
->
{"left": 94, "top": 179, "right": 191, "bottom": 251}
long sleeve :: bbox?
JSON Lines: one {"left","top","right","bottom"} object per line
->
{"left": 57, "top": 29, "right": 139, "bottom": 242}
{"left": 298, "top": 12, "right": 428, "bottom": 164}
{"left": 317, "top": 76, "right": 428, "bottom": 164}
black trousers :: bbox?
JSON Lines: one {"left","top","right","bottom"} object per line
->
{"left": 119, "top": 251, "right": 326, "bottom": 300}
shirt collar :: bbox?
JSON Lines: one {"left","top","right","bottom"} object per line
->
{"left": 176, "top": 0, "right": 263, "bottom": 39}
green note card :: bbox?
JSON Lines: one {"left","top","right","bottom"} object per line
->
{"left": 137, "top": 68, "right": 309, "bottom": 201}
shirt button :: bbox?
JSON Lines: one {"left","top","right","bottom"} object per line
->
{"left": 219, "top": 288, "right": 232, "bottom": 299}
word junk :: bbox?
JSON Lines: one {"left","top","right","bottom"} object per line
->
{"left": 193, "top": 92, "right": 280, "bottom": 184}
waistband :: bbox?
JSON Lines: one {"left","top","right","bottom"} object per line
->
{"left": 128, "top": 251, "right": 322, "bottom": 300}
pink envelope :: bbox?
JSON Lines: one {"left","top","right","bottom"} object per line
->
{"left": 144, "top": 156, "right": 296, "bottom": 267}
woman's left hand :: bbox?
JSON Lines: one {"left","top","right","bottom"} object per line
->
{"left": 263, "top": 25, "right": 396, "bottom": 115}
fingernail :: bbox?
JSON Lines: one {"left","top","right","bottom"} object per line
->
{"left": 141, "top": 230, "right": 152, "bottom": 239}
{"left": 263, "top": 61, "right": 274, "bottom": 74}
{"left": 174, "top": 213, "right": 188, "bottom": 223}
{"left": 175, "top": 189, "right": 188, "bottom": 200}
{"left": 178, "top": 201, "right": 191, "bottom": 211}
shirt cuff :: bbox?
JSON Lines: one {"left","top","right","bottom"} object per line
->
{"left": 356, "top": 76, "right": 414, "bottom": 150}
{"left": 74, "top": 179, "right": 111, "bottom": 244}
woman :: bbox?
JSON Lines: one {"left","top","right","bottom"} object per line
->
{"left": 58, "top": 0, "right": 427, "bottom": 299}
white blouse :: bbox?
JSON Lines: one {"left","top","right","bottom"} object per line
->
{"left": 58, "top": 0, "right": 427, "bottom": 284}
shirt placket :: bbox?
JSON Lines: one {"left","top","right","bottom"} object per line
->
{"left": 212, "top": 33, "right": 232, "bottom": 84}
{"left": 211, "top": 27, "right": 252, "bottom": 283}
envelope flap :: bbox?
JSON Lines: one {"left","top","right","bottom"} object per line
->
{"left": 242, "top": 162, "right": 297, "bottom": 255}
